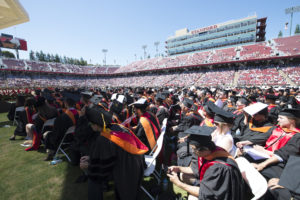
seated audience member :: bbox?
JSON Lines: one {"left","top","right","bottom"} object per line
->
{"left": 9, "top": 95, "right": 26, "bottom": 140}
{"left": 130, "top": 98, "right": 160, "bottom": 153}
{"left": 264, "top": 155, "right": 300, "bottom": 200}
{"left": 199, "top": 102, "right": 214, "bottom": 127}
{"left": 235, "top": 102, "right": 275, "bottom": 148}
{"left": 19, "top": 97, "right": 37, "bottom": 146}
{"left": 155, "top": 93, "right": 170, "bottom": 126}
{"left": 265, "top": 94, "right": 281, "bottom": 125}
{"left": 231, "top": 97, "right": 250, "bottom": 135}
{"left": 251, "top": 109, "right": 300, "bottom": 179}
{"left": 43, "top": 94, "right": 79, "bottom": 161}
{"left": 80, "top": 105, "right": 147, "bottom": 200}
{"left": 25, "top": 96, "right": 58, "bottom": 151}
{"left": 168, "top": 126, "right": 252, "bottom": 200}
{"left": 245, "top": 108, "right": 300, "bottom": 160}
{"left": 69, "top": 91, "right": 95, "bottom": 165}
{"left": 209, "top": 101, "right": 237, "bottom": 157}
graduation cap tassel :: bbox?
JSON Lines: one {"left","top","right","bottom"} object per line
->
{"left": 101, "top": 113, "right": 107, "bottom": 133}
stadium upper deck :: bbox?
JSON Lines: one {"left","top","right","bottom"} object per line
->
{"left": 165, "top": 16, "right": 266, "bottom": 56}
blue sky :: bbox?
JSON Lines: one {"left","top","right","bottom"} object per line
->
{"left": 1, "top": 0, "right": 300, "bottom": 66}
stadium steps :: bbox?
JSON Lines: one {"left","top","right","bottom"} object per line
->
{"left": 278, "top": 69, "right": 296, "bottom": 87}
{"left": 194, "top": 73, "right": 204, "bottom": 86}
{"left": 233, "top": 71, "right": 240, "bottom": 87}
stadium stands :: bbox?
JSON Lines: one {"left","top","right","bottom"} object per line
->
{"left": 281, "top": 65, "right": 300, "bottom": 85}
{"left": 237, "top": 66, "right": 287, "bottom": 86}
{"left": 0, "top": 36, "right": 300, "bottom": 88}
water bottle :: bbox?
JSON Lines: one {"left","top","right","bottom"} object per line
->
{"left": 162, "top": 178, "right": 168, "bottom": 191}
{"left": 50, "top": 159, "right": 62, "bottom": 165}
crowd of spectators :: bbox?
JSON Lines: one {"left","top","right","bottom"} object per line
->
{"left": 1, "top": 35, "right": 300, "bottom": 76}
{"left": 1, "top": 63, "right": 300, "bottom": 89}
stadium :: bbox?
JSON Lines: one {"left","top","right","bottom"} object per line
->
{"left": 1, "top": 0, "right": 300, "bottom": 200}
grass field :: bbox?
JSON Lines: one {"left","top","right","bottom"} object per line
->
{"left": 0, "top": 112, "right": 186, "bottom": 200}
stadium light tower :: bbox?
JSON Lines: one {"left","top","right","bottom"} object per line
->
{"left": 142, "top": 45, "right": 147, "bottom": 59}
{"left": 102, "top": 49, "right": 108, "bottom": 66}
{"left": 285, "top": 6, "right": 300, "bottom": 36}
{"left": 154, "top": 41, "right": 160, "bottom": 57}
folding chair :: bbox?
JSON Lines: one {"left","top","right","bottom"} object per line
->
{"left": 235, "top": 157, "right": 268, "bottom": 200}
{"left": 53, "top": 126, "right": 75, "bottom": 162}
{"left": 141, "top": 118, "right": 167, "bottom": 200}
{"left": 13, "top": 106, "right": 25, "bottom": 126}
{"left": 41, "top": 117, "right": 56, "bottom": 134}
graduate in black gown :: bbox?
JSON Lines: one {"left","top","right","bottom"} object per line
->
{"left": 155, "top": 93, "right": 170, "bottom": 126}
{"left": 81, "top": 105, "right": 148, "bottom": 200}
{"left": 235, "top": 103, "right": 275, "bottom": 148}
{"left": 167, "top": 126, "right": 252, "bottom": 200}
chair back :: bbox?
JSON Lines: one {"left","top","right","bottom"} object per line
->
{"left": 149, "top": 118, "right": 167, "bottom": 157}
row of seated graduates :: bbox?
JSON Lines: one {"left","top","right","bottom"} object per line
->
{"left": 6, "top": 85, "right": 300, "bottom": 199}
{"left": 166, "top": 86, "right": 300, "bottom": 200}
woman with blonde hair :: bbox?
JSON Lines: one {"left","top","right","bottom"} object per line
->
{"left": 206, "top": 101, "right": 237, "bottom": 156}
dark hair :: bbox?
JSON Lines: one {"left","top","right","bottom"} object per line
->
{"left": 193, "top": 141, "right": 216, "bottom": 152}
{"left": 65, "top": 98, "right": 76, "bottom": 108}
{"left": 16, "top": 95, "right": 25, "bottom": 107}
{"left": 24, "top": 97, "right": 36, "bottom": 107}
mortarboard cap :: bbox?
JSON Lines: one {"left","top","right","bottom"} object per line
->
{"left": 183, "top": 98, "right": 194, "bottom": 109}
{"left": 279, "top": 108, "right": 300, "bottom": 118}
{"left": 81, "top": 91, "right": 93, "bottom": 98}
{"left": 90, "top": 95, "right": 103, "bottom": 105}
{"left": 110, "top": 100, "right": 124, "bottom": 114}
{"left": 238, "top": 96, "right": 250, "bottom": 106}
{"left": 129, "top": 98, "right": 149, "bottom": 109}
{"left": 86, "top": 105, "right": 112, "bottom": 127}
{"left": 185, "top": 126, "right": 216, "bottom": 147}
{"left": 243, "top": 102, "right": 268, "bottom": 116}
{"left": 111, "top": 93, "right": 118, "bottom": 100}
{"left": 155, "top": 93, "right": 166, "bottom": 101}
{"left": 206, "top": 101, "right": 234, "bottom": 124}
{"left": 62, "top": 93, "right": 80, "bottom": 103}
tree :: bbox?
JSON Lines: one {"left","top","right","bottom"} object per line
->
{"left": 54, "top": 54, "right": 60, "bottom": 63}
{"left": 46, "top": 53, "right": 51, "bottom": 62}
{"left": 2, "top": 51, "right": 15, "bottom": 58}
{"left": 295, "top": 24, "right": 300, "bottom": 35}
{"left": 39, "top": 50, "right": 45, "bottom": 61}
{"left": 278, "top": 30, "right": 283, "bottom": 38}
{"left": 35, "top": 51, "right": 40, "bottom": 61}
{"left": 29, "top": 50, "right": 35, "bottom": 60}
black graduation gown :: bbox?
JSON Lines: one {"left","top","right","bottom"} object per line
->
{"left": 199, "top": 157, "right": 252, "bottom": 200}
{"left": 88, "top": 124, "right": 144, "bottom": 200}
{"left": 45, "top": 111, "right": 78, "bottom": 151}
{"left": 156, "top": 105, "right": 169, "bottom": 126}
{"left": 176, "top": 113, "right": 203, "bottom": 166}
{"left": 260, "top": 133, "right": 300, "bottom": 180}
{"left": 7, "top": 102, "right": 16, "bottom": 121}
{"left": 231, "top": 112, "right": 244, "bottom": 135}
{"left": 13, "top": 109, "right": 28, "bottom": 136}
{"left": 135, "top": 112, "right": 160, "bottom": 152}
{"left": 72, "top": 115, "right": 97, "bottom": 155}
{"left": 176, "top": 112, "right": 203, "bottom": 133}
{"left": 268, "top": 106, "right": 281, "bottom": 125}
{"left": 234, "top": 120, "right": 275, "bottom": 146}
{"left": 34, "top": 106, "right": 58, "bottom": 134}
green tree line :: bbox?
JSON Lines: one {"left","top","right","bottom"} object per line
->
{"left": 29, "top": 50, "right": 88, "bottom": 66}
